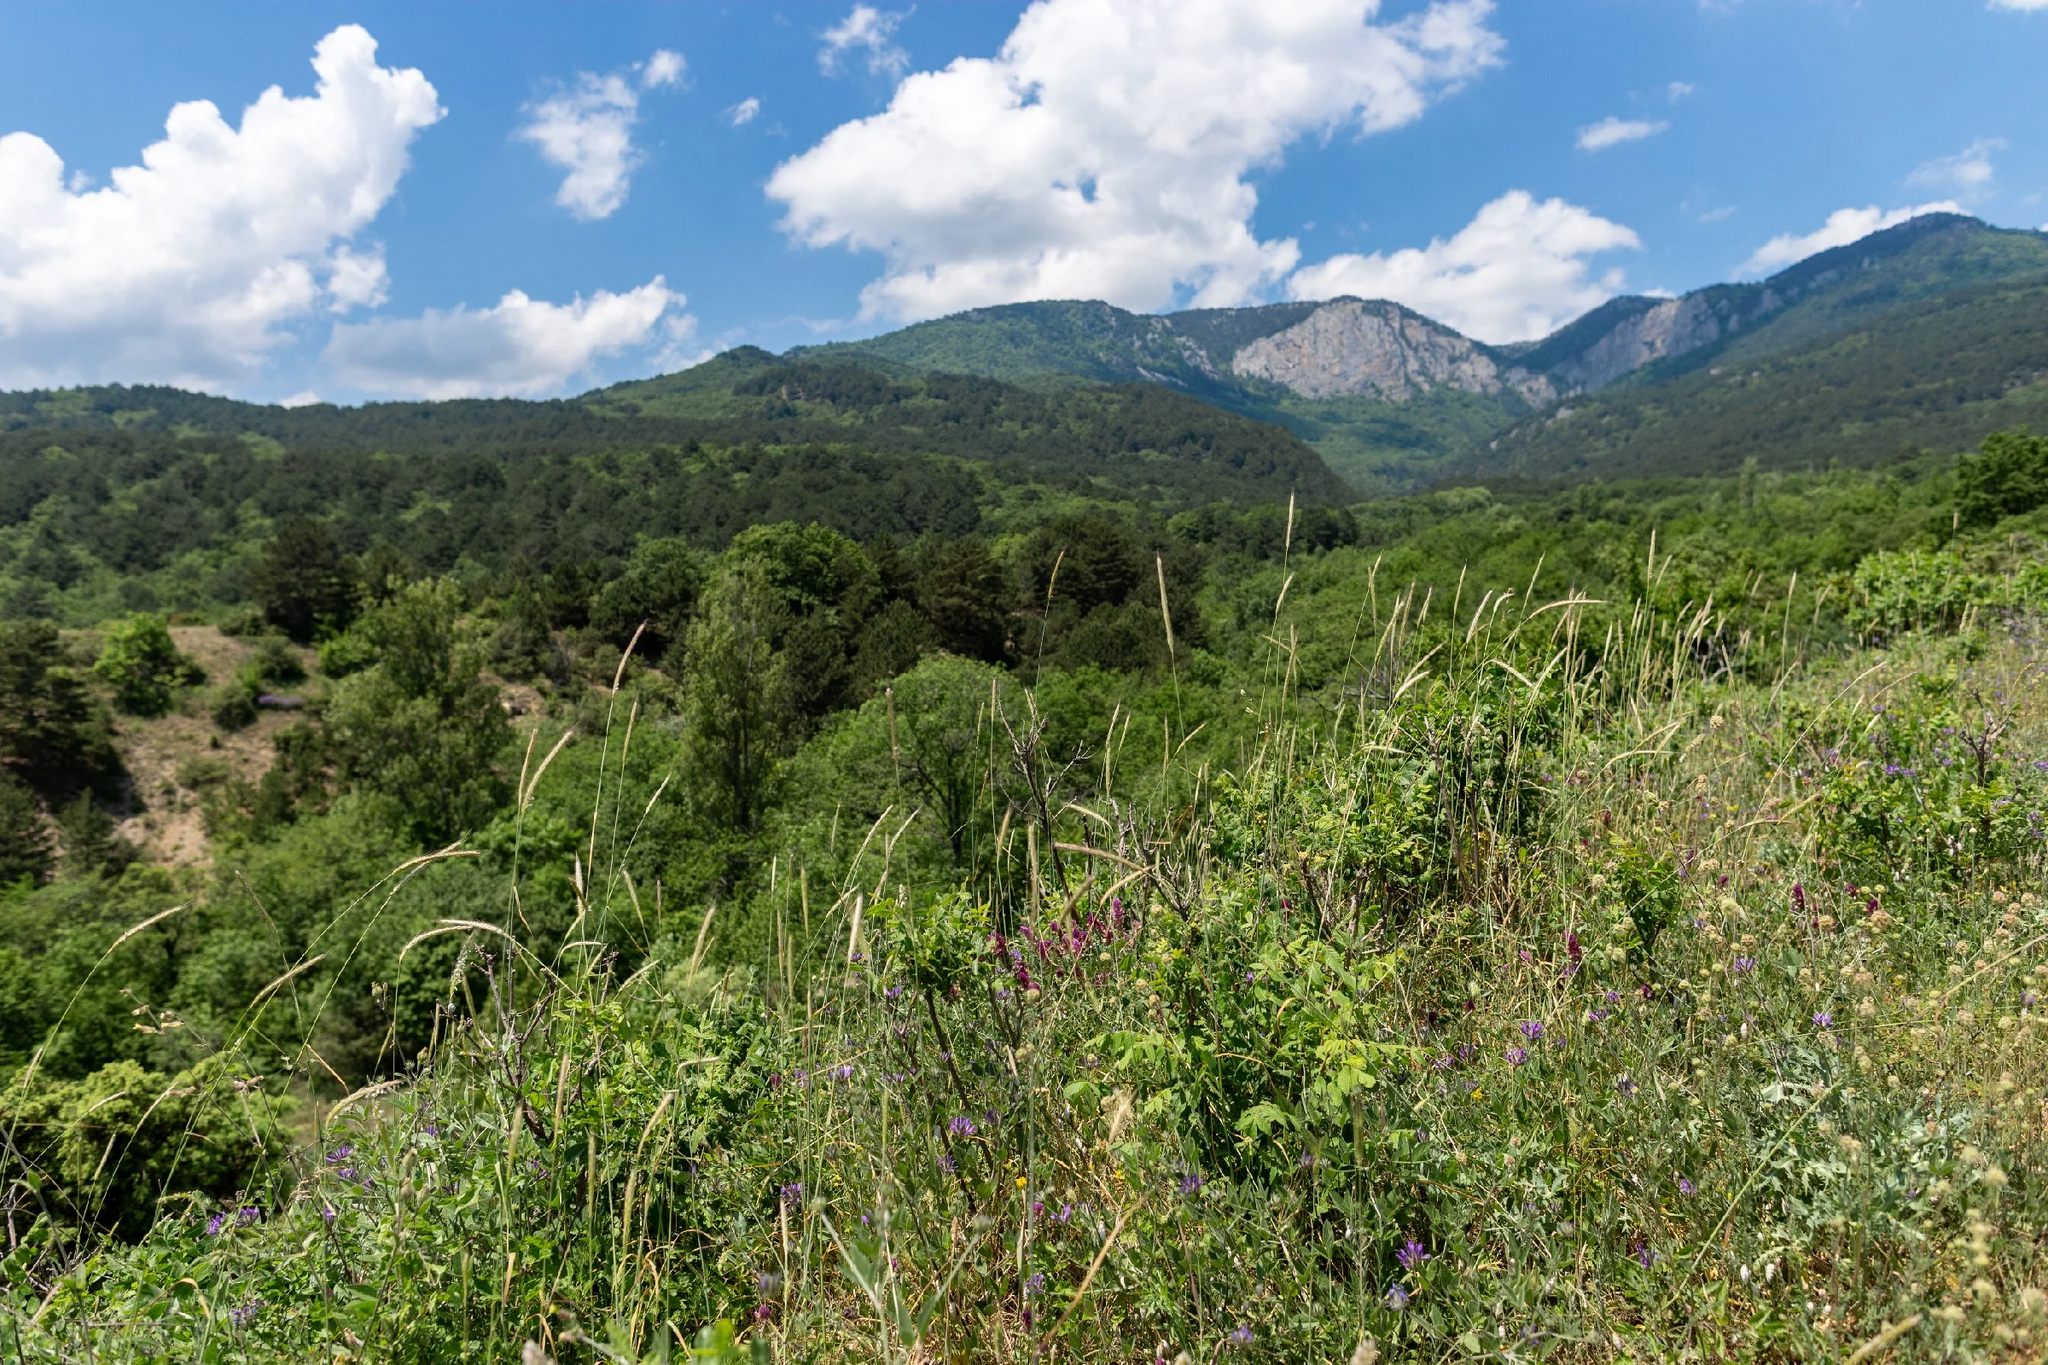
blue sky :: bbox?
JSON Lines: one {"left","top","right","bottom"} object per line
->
{"left": 0, "top": 0, "right": 2042, "bottom": 403}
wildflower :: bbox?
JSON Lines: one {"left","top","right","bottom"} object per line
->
{"left": 1505, "top": 1047, "right": 1529, "bottom": 1067}
{"left": 758, "top": 1271, "right": 783, "bottom": 1297}
{"left": 1586, "top": 1008, "right": 1610, "bottom": 1023}
{"left": 780, "top": 1182, "right": 803, "bottom": 1206}
{"left": 1385, "top": 1284, "right": 1410, "bottom": 1311}
{"left": 949, "top": 1115, "right": 977, "bottom": 1137}
{"left": 1792, "top": 882, "right": 1806, "bottom": 914}
{"left": 754, "top": 1303, "right": 776, "bottom": 1324}
{"left": 1731, "top": 957, "right": 1756, "bottom": 974}
{"left": 1519, "top": 1020, "right": 1545, "bottom": 1042}
{"left": 1679, "top": 1178, "right": 1696, "bottom": 1196}
{"left": 206, "top": 1212, "right": 227, "bottom": 1236}
{"left": 325, "top": 1144, "right": 354, "bottom": 1163}
{"left": 1615, "top": 1075, "right": 1638, "bottom": 1097}
{"left": 831, "top": 1064, "right": 854, "bottom": 1082}
{"left": 1025, "top": 1273, "right": 1047, "bottom": 1297}
{"left": 1813, "top": 1012, "right": 1833, "bottom": 1029}
{"left": 229, "top": 1303, "right": 261, "bottom": 1329}
{"left": 938, "top": 1153, "right": 958, "bottom": 1174}
{"left": 1636, "top": 1243, "right": 1657, "bottom": 1268}
{"left": 1230, "top": 1325, "right": 1254, "bottom": 1347}
{"left": 1396, "top": 1238, "right": 1429, "bottom": 1270}
{"left": 1176, "top": 1172, "right": 1203, "bottom": 1196}
{"left": 321, "top": 1204, "right": 337, "bottom": 1228}
{"left": 236, "top": 1205, "right": 262, "bottom": 1227}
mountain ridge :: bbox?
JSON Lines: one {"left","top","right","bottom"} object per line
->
{"left": 790, "top": 213, "right": 2048, "bottom": 490}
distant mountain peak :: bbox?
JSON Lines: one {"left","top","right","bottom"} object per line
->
{"left": 1229, "top": 298, "right": 1553, "bottom": 404}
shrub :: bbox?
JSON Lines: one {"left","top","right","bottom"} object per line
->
{"left": 92, "top": 614, "right": 202, "bottom": 717}
{"left": 209, "top": 684, "right": 258, "bottom": 732}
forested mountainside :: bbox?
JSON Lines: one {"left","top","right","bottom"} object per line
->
{"left": 1478, "top": 271, "right": 2048, "bottom": 482}
{"left": 802, "top": 214, "right": 2048, "bottom": 492}
{"left": 0, "top": 362, "right": 1339, "bottom": 505}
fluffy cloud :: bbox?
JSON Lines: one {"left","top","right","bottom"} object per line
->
{"left": 726, "top": 97, "right": 762, "bottom": 128}
{"left": 1989, "top": 0, "right": 2048, "bottom": 11}
{"left": 1906, "top": 138, "right": 2002, "bottom": 199}
{"left": 0, "top": 25, "right": 440, "bottom": 390}
{"left": 323, "top": 279, "right": 682, "bottom": 399}
{"left": 819, "top": 6, "right": 912, "bottom": 77}
{"left": 1735, "top": 202, "right": 1962, "bottom": 278}
{"left": 1576, "top": 117, "right": 1667, "bottom": 152}
{"left": 519, "top": 50, "right": 683, "bottom": 220}
{"left": 770, "top": 0, "right": 1502, "bottom": 322}
{"left": 1286, "top": 191, "right": 1640, "bottom": 343}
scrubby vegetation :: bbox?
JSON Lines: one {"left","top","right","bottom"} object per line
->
{"left": 7, "top": 421, "right": 2048, "bottom": 1360}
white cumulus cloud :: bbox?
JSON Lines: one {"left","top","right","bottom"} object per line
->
{"left": 323, "top": 278, "right": 682, "bottom": 399}
{"left": 0, "top": 24, "right": 441, "bottom": 390}
{"left": 1576, "top": 117, "right": 1668, "bottom": 152}
{"left": 1286, "top": 191, "right": 1640, "bottom": 344}
{"left": 770, "top": 0, "right": 1503, "bottom": 323}
{"left": 820, "top": 6, "right": 913, "bottom": 77}
{"left": 1906, "top": 138, "right": 2003, "bottom": 200}
{"left": 1735, "top": 202, "right": 1962, "bottom": 278}
{"left": 726, "top": 97, "right": 762, "bottom": 128}
{"left": 642, "top": 50, "right": 686, "bottom": 88}
{"left": 519, "top": 50, "right": 683, "bottom": 221}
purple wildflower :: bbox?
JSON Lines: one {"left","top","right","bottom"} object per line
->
{"left": 1024, "top": 1273, "right": 1047, "bottom": 1297}
{"left": 1386, "top": 1284, "right": 1410, "bottom": 1311}
{"left": 1679, "top": 1178, "right": 1696, "bottom": 1196}
{"left": 938, "top": 1153, "right": 957, "bottom": 1175}
{"left": 1520, "top": 1020, "right": 1544, "bottom": 1042}
{"left": 949, "top": 1115, "right": 977, "bottom": 1137}
{"left": 1732, "top": 957, "right": 1756, "bottom": 973}
{"left": 1397, "top": 1238, "right": 1429, "bottom": 1270}
{"left": 1506, "top": 1046, "right": 1530, "bottom": 1067}
{"left": 1813, "top": 1012, "right": 1833, "bottom": 1029}
{"left": 236, "top": 1205, "right": 262, "bottom": 1227}
{"left": 229, "top": 1303, "right": 261, "bottom": 1329}
{"left": 1615, "top": 1075, "right": 1638, "bottom": 1096}
{"left": 320, "top": 1204, "right": 336, "bottom": 1227}
{"left": 1176, "top": 1172, "right": 1204, "bottom": 1196}
{"left": 206, "top": 1212, "right": 227, "bottom": 1236}
{"left": 325, "top": 1145, "right": 353, "bottom": 1163}
{"left": 1636, "top": 1243, "right": 1657, "bottom": 1268}
{"left": 779, "top": 1182, "right": 803, "bottom": 1206}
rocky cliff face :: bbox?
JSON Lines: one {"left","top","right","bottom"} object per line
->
{"left": 1228, "top": 300, "right": 1554, "bottom": 404}
{"left": 1540, "top": 294, "right": 1740, "bottom": 394}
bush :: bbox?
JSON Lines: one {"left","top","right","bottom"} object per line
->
{"left": 209, "top": 684, "right": 258, "bottom": 732}
{"left": 92, "top": 614, "right": 202, "bottom": 717}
